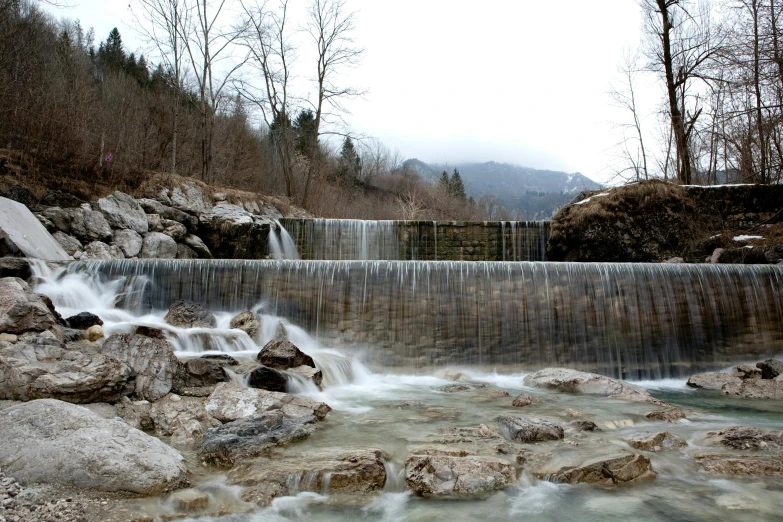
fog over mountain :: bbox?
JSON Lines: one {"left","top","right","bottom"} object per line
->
{"left": 404, "top": 159, "right": 603, "bottom": 220}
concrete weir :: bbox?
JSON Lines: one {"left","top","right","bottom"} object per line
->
{"left": 0, "top": 196, "right": 69, "bottom": 260}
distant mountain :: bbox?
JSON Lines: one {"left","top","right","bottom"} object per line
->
{"left": 403, "top": 159, "right": 603, "bottom": 220}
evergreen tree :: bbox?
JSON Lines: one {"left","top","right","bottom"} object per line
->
{"left": 97, "top": 28, "right": 126, "bottom": 72}
{"left": 438, "top": 170, "right": 450, "bottom": 192}
{"left": 293, "top": 109, "right": 317, "bottom": 158}
{"left": 449, "top": 168, "right": 467, "bottom": 200}
{"left": 338, "top": 137, "right": 361, "bottom": 179}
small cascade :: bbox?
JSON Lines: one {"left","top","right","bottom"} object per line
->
{"left": 268, "top": 220, "right": 301, "bottom": 260}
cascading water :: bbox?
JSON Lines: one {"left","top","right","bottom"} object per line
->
{"left": 268, "top": 219, "right": 301, "bottom": 260}
{"left": 68, "top": 259, "right": 783, "bottom": 379}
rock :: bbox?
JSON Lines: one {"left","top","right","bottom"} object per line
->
{"left": 539, "top": 453, "right": 655, "bottom": 485}
{"left": 247, "top": 366, "right": 288, "bottom": 392}
{"left": 198, "top": 203, "right": 273, "bottom": 259}
{"left": 645, "top": 407, "right": 686, "bottom": 422}
{"left": 101, "top": 333, "right": 178, "bottom": 401}
{"left": 512, "top": 394, "right": 539, "bottom": 407}
{"left": 757, "top": 359, "right": 783, "bottom": 380}
{"left": 0, "top": 258, "right": 33, "bottom": 279}
{"left": 172, "top": 358, "right": 228, "bottom": 395}
{"left": 201, "top": 353, "right": 239, "bottom": 366}
{"left": 136, "top": 325, "right": 167, "bottom": 338}
{"left": 200, "top": 410, "right": 317, "bottom": 465}
{"left": 52, "top": 231, "right": 82, "bottom": 255}
{"left": 82, "top": 240, "right": 124, "bottom": 260}
{"left": 710, "top": 248, "right": 726, "bottom": 264}
{"left": 229, "top": 448, "right": 386, "bottom": 505}
{"left": 176, "top": 243, "right": 198, "bottom": 259}
{"left": 183, "top": 234, "right": 212, "bottom": 258}
{"left": 0, "top": 278, "right": 58, "bottom": 333}
{"left": 113, "top": 229, "right": 143, "bottom": 257}
{"left": 170, "top": 419, "right": 207, "bottom": 448}
{"left": 1, "top": 198, "right": 71, "bottom": 260}
{"left": 523, "top": 368, "right": 661, "bottom": 404}
{"left": 687, "top": 372, "right": 742, "bottom": 390}
{"left": 290, "top": 365, "right": 323, "bottom": 387}
{"left": 86, "top": 324, "right": 104, "bottom": 341}
{"left": 695, "top": 453, "right": 783, "bottom": 476}
{"left": 141, "top": 232, "right": 178, "bottom": 259}
{"left": 475, "top": 389, "right": 511, "bottom": 398}
{"left": 736, "top": 364, "right": 762, "bottom": 380}
{"left": 0, "top": 341, "right": 134, "bottom": 403}
{"left": 437, "top": 369, "right": 472, "bottom": 382}
{"left": 137, "top": 198, "right": 199, "bottom": 231}
{"left": 42, "top": 206, "right": 112, "bottom": 242}
{"left": 0, "top": 332, "right": 17, "bottom": 343}
{"left": 0, "top": 183, "right": 36, "bottom": 206}
{"left": 115, "top": 397, "right": 154, "bottom": 430}
{"left": 626, "top": 432, "right": 687, "bottom": 452}
{"left": 148, "top": 395, "right": 220, "bottom": 447}
{"left": 258, "top": 339, "right": 315, "bottom": 370}
{"left": 705, "top": 426, "right": 783, "bottom": 452}
{"left": 40, "top": 190, "right": 84, "bottom": 208}
{"left": 436, "top": 383, "right": 487, "bottom": 393}
{"left": 169, "top": 489, "right": 209, "bottom": 511}
{"left": 94, "top": 191, "right": 148, "bottom": 233}
{"left": 274, "top": 321, "right": 288, "bottom": 341}
{"left": 159, "top": 219, "right": 187, "bottom": 241}
{"left": 663, "top": 257, "right": 685, "bottom": 263}
{"left": 571, "top": 420, "right": 600, "bottom": 432}
{"left": 498, "top": 415, "right": 564, "bottom": 442}
{"left": 405, "top": 454, "right": 515, "bottom": 498}
{"left": 230, "top": 311, "right": 259, "bottom": 339}
{"left": 721, "top": 379, "right": 783, "bottom": 399}
{"left": 164, "top": 299, "right": 217, "bottom": 329}
{"left": 205, "top": 383, "right": 331, "bottom": 422}
{"left": 0, "top": 399, "right": 188, "bottom": 493}
{"left": 65, "top": 311, "right": 103, "bottom": 330}
{"left": 169, "top": 181, "right": 212, "bottom": 215}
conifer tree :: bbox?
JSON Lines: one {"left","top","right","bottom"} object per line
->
{"left": 449, "top": 168, "right": 467, "bottom": 200}
{"left": 338, "top": 137, "right": 361, "bottom": 179}
{"left": 438, "top": 170, "right": 450, "bottom": 192}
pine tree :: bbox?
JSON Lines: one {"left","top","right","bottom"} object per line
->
{"left": 97, "top": 28, "right": 126, "bottom": 73}
{"left": 293, "top": 110, "right": 317, "bottom": 158}
{"left": 438, "top": 170, "right": 450, "bottom": 192}
{"left": 338, "top": 137, "right": 361, "bottom": 179}
{"left": 449, "top": 168, "right": 467, "bottom": 200}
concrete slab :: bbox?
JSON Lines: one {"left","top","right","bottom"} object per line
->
{"left": 0, "top": 196, "right": 70, "bottom": 260}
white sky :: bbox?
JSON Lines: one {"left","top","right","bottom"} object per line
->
{"left": 44, "top": 0, "right": 660, "bottom": 184}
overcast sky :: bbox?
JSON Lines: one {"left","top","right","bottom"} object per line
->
{"left": 44, "top": 0, "right": 658, "bottom": 184}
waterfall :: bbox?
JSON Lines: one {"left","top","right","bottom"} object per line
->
{"left": 70, "top": 259, "right": 783, "bottom": 379}
{"left": 268, "top": 219, "right": 301, "bottom": 260}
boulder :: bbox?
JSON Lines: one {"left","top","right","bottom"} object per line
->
{"left": 200, "top": 410, "right": 317, "bottom": 465}
{"left": 228, "top": 448, "right": 386, "bottom": 505}
{"left": 523, "top": 368, "right": 661, "bottom": 404}
{"left": 176, "top": 243, "right": 198, "bottom": 259}
{"left": 113, "top": 229, "right": 143, "bottom": 258}
{"left": 0, "top": 278, "right": 58, "bottom": 334}
{"left": 1, "top": 198, "right": 70, "bottom": 260}
{"left": 626, "top": 432, "right": 687, "bottom": 452}
{"left": 0, "top": 399, "right": 188, "bottom": 494}
{"left": 183, "top": 234, "right": 212, "bottom": 258}
{"left": 198, "top": 203, "right": 272, "bottom": 259}
{"left": 695, "top": 453, "right": 783, "bottom": 476}
{"left": 40, "top": 190, "right": 84, "bottom": 208}
{"left": 405, "top": 454, "right": 515, "bottom": 498}
{"left": 159, "top": 219, "right": 187, "bottom": 241}
{"left": 65, "top": 311, "right": 103, "bottom": 330}
{"left": 512, "top": 394, "right": 540, "bottom": 407}
{"left": 538, "top": 453, "right": 655, "bottom": 485}
{"left": 736, "top": 364, "right": 762, "bottom": 380}
{"left": 571, "top": 420, "right": 600, "bottom": 432}
{"left": 721, "top": 379, "right": 783, "bottom": 400}
{"left": 83, "top": 240, "right": 124, "bottom": 260}
{"left": 205, "top": 383, "right": 331, "bottom": 422}
{"left": 136, "top": 198, "right": 199, "bottom": 231}
{"left": 687, "top": 372, "right": 742, "bottom": 390}
{"left": 497, "top": 415, "right": 564, "bottom": 442}
{"left": 0, "top": 341, "right": 133, "bottom": 403}
{"left": 290, "top": 365, "right": 323, "bottom": 387}
{"left": 172, "top": 359, "right": 228, "bottom": 396}
{"left": 757, "top": 359, "right": 783, "bottom": 380}
{"left": 201, "top": 353, "right": 239, "bottom": 366}
{"left": 436, "top": 383, "right": 487, "bottom": 393}
{"left": 169, "top": 181, "right": 212, "bottom": 215}
{"left": 41, "top": 206, "right": 112, "bottom": 242}
{"left": 101, "top": 333, "right": 178, "bottom": 401}
{"left": 94, "top": 191, "right": 148, "bottom": 234}
{"left": 0, "top": 258, "right": 33, "bottom": 280}
{"left": 169, "top": 490, "right": 209, "bottom": 511}
{"left": 141, "top": 232, "right": 178, "bottom": 259}
{"left": 247, "top": 366, "right": 288, "bottom": 392}
{"left": 164, "top": 300, "right": 217, "bottom": 329}
{"left": 230, "top": 311, "right": 259, "bottom": 340}
{"left": 645, "top": 407, "right": 686, "bottom": 422}
{"left": 148, "top": 394, "right": 221, "bottom": 446}
{"left": 258, "top": 340, "right": 315, "bottom": 369}
{"left": 705, "top": 426, "right": 783, "bottom": 452}
{"left": 52, "top": 231, "right": 82, "bottom": 256}
{"left": 86, "top": 324, "right": 104, "bottom": 341}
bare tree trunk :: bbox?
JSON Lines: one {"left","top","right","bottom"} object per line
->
{"left": 751, "top": 0, "right": 768, "bottom": 183}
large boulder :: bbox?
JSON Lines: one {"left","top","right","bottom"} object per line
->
{"left": 198, "top": 203, "right": 272, "bottom": 259}
{"left": 523, "top": 368, "right": 660, "bottom": 404}
{"left": 65, "top": 311, "right": 103, "bottom": 330}
{"left": 230, "top": 311, "right": 259, "bottom": 340}
{"left": 136, "top": 198, "right": 199, "bottom": 231}
{"left": 257, "top": 339, "right": 315, "bottom": 370}
{"left": 148, "top": 394, "right": 221, "bottom": 448}
{"left": 0, "top": 341, "right": 134, "bottom": 403}
{"left": 0, "top": 197, "right": 70, "bottom": 260}
{"left": 205, "top": 383, "right": 331, "bottom": 422}
{"left": 200, "top": 410, "right": 317, "bottom": 465}
{"left": 182, "top": 234, "right": 212, "bottom": 258}
{"left": 164, "top": 300, "right": 217, "bottom": 329}
{"left": 173, "top": 358, "right": 228, "bottom": 390}
{"left": 41, "top": 206, "right": 112, "bottom": 242}
{"left": 113, "top": 229, "right": 143, "bottom": 258}
{"left": 94, "top": 191, "right": 148, "bottom": 234}
{"left": 687, "top": 372, "right": 742, "bottom": 390}
{"left": 247, "top": 366, "right": 288, "bottom": 392}
{"left": 52, "top": 231, "right": 82, "bottom": 256}
{"left": 158, "top": 219, "right": 187, "bottom": 241}
{"left": 497, "top": 415, "right": 564, "bottom": 442}
{"left": 168, "top": 181, "right": 212, "bottom": 216}
{"left": 141, "top": 232, "right": 178, "bottom": 259}
{"left": 81, "top": 240, "right": 123, "bottom": 260}
{"left": 757, "top": 359, "right": 783, "bottom": 380}
{"left": 0, "top": 278, "right": 58, "bottom": 334}
{"left": 721, "top": 379, "right": 783, "bottom": 400}
{"left": 405, "top": 454, "right": 516, "bottom": 498}
{"left": 101, "top": 333, "right": 178, "bottom": 401}
{"left": 538, "top": 453, "right": 655, "bottom": 485}
{"left": 0, "top": 399, "right": 188, "bottom": 494}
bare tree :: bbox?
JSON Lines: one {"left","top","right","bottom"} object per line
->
{"left": 609, "top": 50, "right": 650, "bottom": 180}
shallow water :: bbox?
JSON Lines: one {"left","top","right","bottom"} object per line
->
{"left": 30, "top": 263, "right": 783, "bottom": 522}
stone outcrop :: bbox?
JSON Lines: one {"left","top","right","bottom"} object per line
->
{"left": 0, "top": 278, "right": 58, "bottom": 334}
{"left": 204, "top": 383, "right": 331, "bottom": 422}
{"left": 523, "top": 368, "right": 662, "bottom": 405}
{"left": 687, "top": 372, "right": 743, "bottom": 390}
{"left": 645, "top": 407, "right": 687, "bottom": 422}
{"left": 257, "top": 339, "right": 315, "bottom": 369}
{"left": 101, "top": 333, "right": 178, "bottom": 401}
{"left": 198, "top": 203, "right": 273, "bottom": 259}
{"left": 94, "top": 191, "right": 148, "bottom": 234}
{"left": 164, "top": 299, "right": 217, "bottom": 329}
{"left": 436, "top": 382, "right": 487, "bottom": 393}
{"left": 497, "top": 415, "right": 564, "bottom": 442}
{"left": 0, "top": 399, "right": 188, "bottom": 494}
{"left": 405, "top": 454, "right": 516, "bottom": 498}
{"left": 539, "top": 453, "right": 655, "bottom": 485}
{"left": 721, "top": 379, "right": 783, "bottom": 399}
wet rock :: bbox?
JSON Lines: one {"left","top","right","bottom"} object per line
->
{"left": 141, "top": 231, "right": 178, "bottom": 259}
{"left": 229, "top": 448, "right": 386, "bottom": 505}
{"left": 258, "top": 339, "right": 315, "bottom": 370}
{"left": 86, "top": 324, "right": 104, "bottom": 341}
{"left": 523, "top": 368, "right": 661, "bottom": 405}
{"left": 148, "top": 394, "right": 221, "bottom": 447}
{"left": 274, "top": 321, "right": 288, "bottom": 340}
{"left": 183, "top": 234, "right": 212, "bottom": 258}
{"left": 512, "top": 394, "right": 540, "bottom": 407}
{"left": 177, "top": 358, "right": 228, "bottom": 387}
{"left": 736, "top": 364, "right": 762, "bottom": 380}
{"left": 721, "top": 379, "right": 783, "bottom": 400}
{"left": 198, "top": 203, "right": 273, "bottom": 259}
{"left": 474, "top": 389, "right": 511, "bottom": 398}
{"left": 498, "top": 415, "right": 564, "bottom": 442}
{"left": 201, "top": 353, "right": 239, "bottom": 366}
{"left": 113, "top": 228, "right": 143, "bottom": 257}
{"left": 626, "top": 432, "right": 687, "bottom": 452}
{"left": 0, "top": 341, "right": 134, "bottom": 403}
{"left": 705, "top": 426, "right": 783, "bottom": 452}
{"left": 81, "top": 240, "right": 123, "bottom": 260}
{"left": 290, "top": 365, "right": 323, "bottom": 387}
{"left": 164, "top": 299, "right": 217, "bottom": 328}
{"left": 0, "top": 399, "right": 188, "bottom": 494}
{"left": 0, "top": 258, "right": 33, "bottom": 279}
{"left": 94, "top": 191, "right": 148, "bottom": 234}
{"left": 52, "top": 231, "right": 82, "bottom": 255}
{"left": 539, "top": 453, "right": 655, "bottom": 485}
{"left": 0, "top": 278, "right": 58, "bottom": 334}
{"left": 200, "top": 410, "right": 318, "bottom": 465}
{"left": 571, "top": 420, "right": 600, "bottom": 432}
{"left": 247, "top": 366, "right": 288, "bottom": 392}
{"left": 437, "top": 383, "right": 487, "bottom": 393}
{"left": 436, "top": 369, "right": 472, "bottom": 382}
{"left": 41, "top": 206, "right": 112, "bottom": 242}
{"left": 687, "top": 372, "right": 742, "bottom": 390}
{"left": 695, "top": 453, "right": 783, "bottom": 476}
{"left": 757, "top": 359, "right": 783, "bottom": 380}
{"left": 230, "top": 311, "right": 259, "bottom": 340}
{"left": 405, "top": 454, "right": 516, "bottom": 498}
{"left": 645, "top": 407, "right": 686, "bottom": 422}
{"left": 205, "top": 383, "right": 331, "bottom": 422}
{"left": 136, "top": 325, "right": 167, "bottom": 338}
{"left": 170, "top": 489, "right": 210, "bottom": 511}
{"left": 65, "top": 311, "right": 103, "bottom": 330}
{"left": 101, "top": 333, "right": 178, "bottom": 401}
